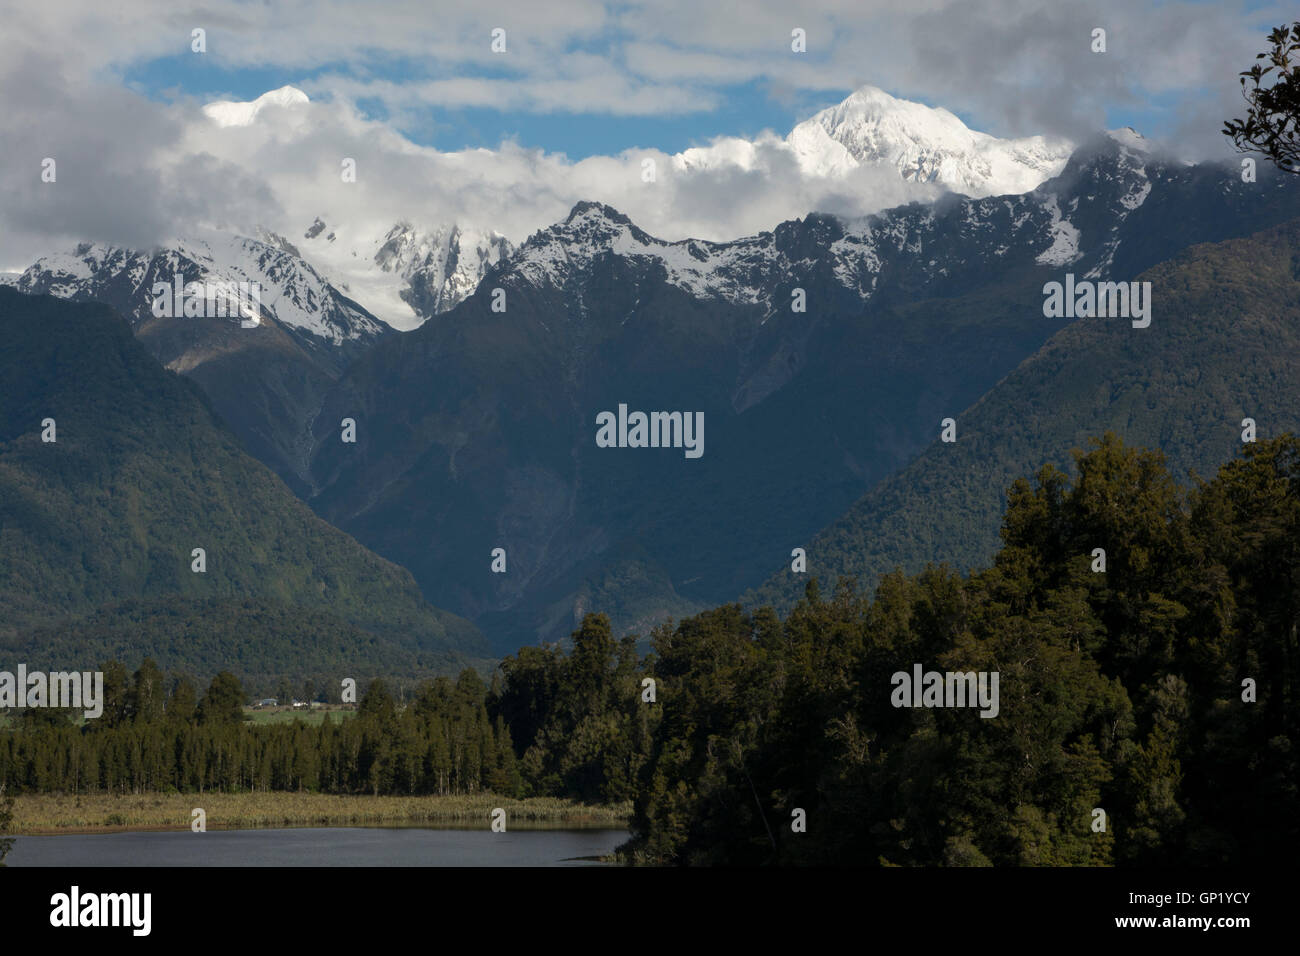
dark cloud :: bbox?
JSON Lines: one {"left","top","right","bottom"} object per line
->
{"left": 0, "top": 51, "right": 278, "bottom": 267}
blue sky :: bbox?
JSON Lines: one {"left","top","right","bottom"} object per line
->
{"left": 122, "top": 53, "right": 1185, "bottom": 159}
{"left": 124, "top": 56, "right": 810, "bottom": 155}
{"left": 89, "top": 0, "right": 1289, "bottom": 164}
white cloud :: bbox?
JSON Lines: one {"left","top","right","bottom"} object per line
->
{"left": 0, "top": 65, "right": 941, "bottom": 277}
{"left": 0, "top": 0, "right": 1271, "bottom": 132}
{"left": 0, "top": 0, "right": 1276, "bottom": 277}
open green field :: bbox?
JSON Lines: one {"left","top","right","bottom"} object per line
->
{"left": 241, "top": 707, "right": 355, "bottom": 725}
{"left": 8, "top": 792, "right": 632, "bottom": 834}
{"left": 0, "top": 708, "right": 355, "bottom": 729}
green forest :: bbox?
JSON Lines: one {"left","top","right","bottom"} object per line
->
{"left": 0, "top": 288, "right": 487, "bottom": 676}
{"left": 2, "top": 433, "right": 1297, "bottom": 866}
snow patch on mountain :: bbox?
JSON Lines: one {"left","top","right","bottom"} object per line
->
{"left": 1034, "top": 195, "right": 1082, "bottom": 267}
{"left": 173, "top": 232, "right": 386, "bottom": 342}
{"left": 1078, "top": 133, "right": 1157, "bottom": 278}
{"left": 14, "top": 245, "right": 107, "bottom": 294}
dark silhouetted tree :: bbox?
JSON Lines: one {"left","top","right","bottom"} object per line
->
{"left": 1224, "top": 22, "right": 1300, "bottom": 173}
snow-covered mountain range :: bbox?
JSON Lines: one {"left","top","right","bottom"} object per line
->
{"left": 0, "top": 123, "right": 1157, "bottom": 350}
{"left": 504, "top": 130, "right": 1153, "bottom": 322}
{"left": 14, "top": 231, "right": 385, "bottom": 346}
{"left": 307, "top": 129, "right": 1300, "bottom": 649}
{"left": 675, "top": 85, "right": 1074, "bottom": 198}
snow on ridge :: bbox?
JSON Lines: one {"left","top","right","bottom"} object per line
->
{"left": 514, "top": 177, "right": 1128, "bottom": 313}
{"left": 16, "top": 231, "right": 384, "bottom": 345}
{"left": 513, "top": 202, "right": 782, "bottom": 307}
{"left": 170, "top": 231, "right": 387, "bottom": 342}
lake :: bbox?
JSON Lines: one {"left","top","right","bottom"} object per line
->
{"left": 5, "top": 826, "right": 630, "bottom": 866}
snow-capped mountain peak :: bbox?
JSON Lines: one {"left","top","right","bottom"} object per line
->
{"left": 1106, "top": 126, "right": 1152, "bottom": 153}
{"left": 787, "top": 85, "right": 1075, "bottom": 196}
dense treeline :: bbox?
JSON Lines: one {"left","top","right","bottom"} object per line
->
{"left": 614, "top": 433, "right": 1298, "bottom": 865}
{"left": 3, "top": 433, "right": 1297, "bottom": 865}
{"left": 13, "top": 598, "right": 475, "bottom": 696}
{"left": 0, "top": 663, "right": 519, "bottom": 797}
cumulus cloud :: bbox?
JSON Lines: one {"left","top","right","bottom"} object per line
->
{"left": 0, "top": 0, "right": 1279, "bottom": 273}
{"left": 0, "top": 50, "right": 280, "bottom": 269}
{"left": 0, "top": 69, "right": 939, "bottom": 273}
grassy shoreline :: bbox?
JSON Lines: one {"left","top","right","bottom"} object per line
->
{"left": 9, "top": 792, "right": 632, "bottom": 835}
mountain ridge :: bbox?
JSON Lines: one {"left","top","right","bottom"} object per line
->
{"left": 743, "top": 215, "right": 1300, "bottom": 614}
{"left": 302, "top": 143, "right": 1300, "bottom": 651}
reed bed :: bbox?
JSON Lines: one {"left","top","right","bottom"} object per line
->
{"left": 9, "top": 792, "right": 632, "bottom": 834}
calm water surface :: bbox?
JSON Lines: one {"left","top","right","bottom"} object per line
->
{"left": 7, "top": 826, "right": 629, "bottom": 866}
